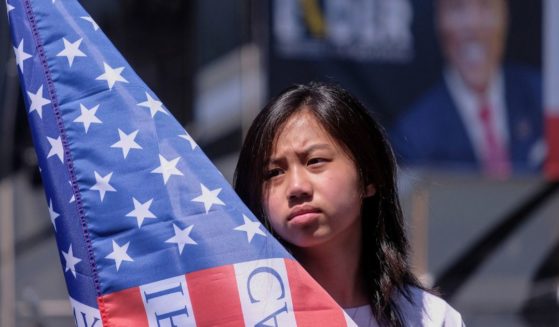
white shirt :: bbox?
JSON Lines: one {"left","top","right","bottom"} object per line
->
{"left": 345, "top": 304, "right": 379, "bottom": 327}
{"left": 444, "top": 67, "right": 509, "bottom": 163}
{"left": 344, "top": 287, "right": 464, "bottom": 327}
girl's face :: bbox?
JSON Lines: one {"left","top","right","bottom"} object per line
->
{"left": 262, "top": 109, "right": 374, "bottom": 249}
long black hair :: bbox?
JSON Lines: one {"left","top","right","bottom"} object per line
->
{"left": 234, "top": 82, "right": 424, "bottom": 326}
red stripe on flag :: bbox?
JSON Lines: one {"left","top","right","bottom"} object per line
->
{"left": 187, "top": 265, "right": 245, "bottom": 326}
{"left": 285, "top": 259, "right": 348, "bottom": 326}
{"left": 99, "top": 287, "right": 149, "bottom": 327}
{"left": 546, "top": 115, "right": 559, "bottom": 180}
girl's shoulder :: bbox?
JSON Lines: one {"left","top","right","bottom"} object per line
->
{"left": 395, "top": 286, "right": 465, "bottom": 326}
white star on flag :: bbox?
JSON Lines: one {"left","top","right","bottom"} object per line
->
{"left": 105, "top": 240, "right": 133, "bottom": 272}
{"left": 56, "top": 37, "right": 86, "bottom": 67}
{"left": 68, "top": 181, "right": 75, "bottom": 203}
{"left": 234, "top": 215, "right": 267, "bottom": 243}
{"left": 90, "top": 171, "right": 116, "bottom": 201}
{"left": 80, "top": 16, "right": 99, "bottom": 31}
{"left": 179, "top": 133, "right": 198, "bottom": 150}
{"left": 62, "top": 244, "right": 82, "bottom": 278}
{"left": 192, "top": 184, "right": 225, "bottom": 214}
{"left": 7, "top": 2, "right": 14, "bottom": 15}
{"left": 138, "top": 92, "right": 167, "bottom": 118}
{"left": 13, "top": 39, "right": 32, "bottom": 73}
{"left": 27, "top": 85, "right": 51, "bottom": 119}
{"left": 165, "top": 224, "right": 197, "bottom": 255}
{"left": 126, "top": 198, "right": 157, "bottom": 228}
{"left": 46, "top": 136, "right": 64, "bottom": 163}
{"left": 151, "top": 154, "right": 183, "bottom": 184}
{"left": 48, "top": 199, "right": 60, "bottom": 232}
{"left": 111, "top": 129, "right": 142, "bottom": 158}
{"left": 96, "top": 62, "right": 128, "bottom": 90}
{"left": 73, "top": 103, "right": 101, "bottom": 133}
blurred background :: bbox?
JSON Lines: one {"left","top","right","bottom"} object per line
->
{"left": 1, "top": 0, "right": 558, "bottom": 326}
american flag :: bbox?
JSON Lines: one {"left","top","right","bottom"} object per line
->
{"left": 7, "top": 0, "right": 356, "bottom": 326}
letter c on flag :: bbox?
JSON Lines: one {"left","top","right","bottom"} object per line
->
{"left": 247, "top": 267, "right": 286, "bottom": 304}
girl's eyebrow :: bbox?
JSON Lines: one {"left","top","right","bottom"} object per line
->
{"left": 266, "top": 143, "right": 333, "bottom": 165}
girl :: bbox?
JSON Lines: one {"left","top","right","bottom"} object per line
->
{"left": 234, "top": 83, "right": 464, "bottom": 326}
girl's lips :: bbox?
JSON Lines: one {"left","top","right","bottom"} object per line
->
{"left": 287, "top": 205, "right": 321, "bottom": 221}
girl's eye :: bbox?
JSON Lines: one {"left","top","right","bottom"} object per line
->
{"left": 265, "top": 168, "right": 283, "bottom": 179}
{"left": 308, "top": 158, "right": 326, "bottom": 165}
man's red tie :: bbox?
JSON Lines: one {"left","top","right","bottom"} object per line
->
{"left": 478, "top": 101, "right": 511, "bottom": 178}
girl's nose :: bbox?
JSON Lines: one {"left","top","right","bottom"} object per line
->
{"left": 286, "top": 167, "right": 312, "bottom": 201}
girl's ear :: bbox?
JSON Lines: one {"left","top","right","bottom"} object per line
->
{"left": 364, "top": 184, "right": 376, "bottom": 198}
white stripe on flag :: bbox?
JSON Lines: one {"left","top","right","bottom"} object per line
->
{"left": 139, "top": 275, "right": 196, "bottom": 327}
{"left": 69, "top": 296, "right": 103, "bottom": 327}
{"left": 234, "top": 259, "right": 297, "bottom": 327}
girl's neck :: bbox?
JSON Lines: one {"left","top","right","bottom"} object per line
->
{"left": 292, "top": 229, "right": 368, "bottom": 308}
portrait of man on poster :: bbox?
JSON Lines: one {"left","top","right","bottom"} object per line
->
{"left": 391, "top": 0, "right": 544, "bottom": 177}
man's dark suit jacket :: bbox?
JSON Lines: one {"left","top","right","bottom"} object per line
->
{"left": 391, "top": 65, "right": 543, "bottom": 172}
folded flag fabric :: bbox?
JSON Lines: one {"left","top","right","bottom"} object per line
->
{"left": 6, "top": 0, "right": 356, "bottom": 326}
